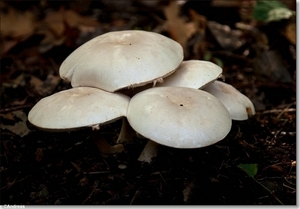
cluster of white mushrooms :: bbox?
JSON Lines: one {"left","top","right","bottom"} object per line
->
{"left": 28, "top": 30, "right": 255, "bottom": 162}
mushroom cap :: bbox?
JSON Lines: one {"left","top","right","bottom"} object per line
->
{"left": 203, "top": 80, "right": 255, "bottom": 120}
{"left": 28, "top": 87, "right": 130, "bottom": 130}
{"left": 127, "top": 86, "right": 232, "bottom": 148}
{"left": 157, "top": 60, "right": 223, "bottom": 89}
{"left": 59, "top": 30, "right": 184, "bottom": 92}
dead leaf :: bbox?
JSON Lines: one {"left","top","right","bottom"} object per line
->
{"left": 0, "top": 2, "right": 36, "bottom": 39}
{"left": 12, "top": 97, "right": 28, "bottom": 106}
{"left": 30, "top": 74, "right": 61, "bottom": 96}
{"left": 37, "top": 7, "right": 100, "bottom": 49}
{"left": 1, "top": 112, "right": 15, "bottom": 122}
{"left": 163, "top": 2, "right": 207, "bottom": 58}
{"left": 163, "top": 1, "right": 191, "bottom": 47}
{"left": 284, "top": 22, "right": 296, "bottom": 45}
{"left": 0, "top": 2, "right": 36, "bottom": 55}
{"left": 64, "top": 9, "right": 99, "bottom": 29}
{"left": 182, "top": 179, "right": 195, "bottom": 203}
{"left": 211, "top": 0, "right": 242, "bottom": 7}
{"left": 207, "top": 21, "right": 245, "bottom": 51}
{"left": 0, "top": 110, "right": 30, "bottom": 137}
{"left": 80, "top": 177, "right": 89, "bottom": 186}
{"left": 163, "top": 1, "right": 187, "bottom": 45}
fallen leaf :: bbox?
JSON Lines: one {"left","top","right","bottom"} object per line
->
{"left": 207, "top": 21, "right": 245, "bottom": 51}
{"left": 0, "top": 110, "right": 31, "bottom": 137}
{"left": 0, "top": 2, "right": 38, "bottom": 55}
{"left": 37, "top": 7, "right": 100, "bottom": 50}
{"left": 182, "top": 179, "right": 195, "bottom": 203}
{"left": 163, "top": 1, "right": 190, "bottom": 47}
{"left": 0, "top": 2, "right": 36, "bottom": 39}
{"left": 284, "top": 21, "right": 296, "bottom": 45}
{"left": 30, "top": 74, "right": 61, "bottom": 96}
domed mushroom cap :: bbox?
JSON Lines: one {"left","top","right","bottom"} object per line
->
{"left": 203, "top": 80, "right": 255, "bottom": 120}
{"left": 59, "top": 30, "right": 184, "bottom": 92}
{"left": 127, "top": 87, "right": 232, "bottom": 148}
{"left": 157, "top": 60, "right": 223, "bottom": 89}
{"left": 28, "top": 87, "right": 130, "bottom": 130}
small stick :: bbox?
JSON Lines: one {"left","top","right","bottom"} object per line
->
{"left": 82, "top": 180, "right": 99, "bottom": 204}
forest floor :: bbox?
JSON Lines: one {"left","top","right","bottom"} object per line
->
{"left": 0, "top": 0, "right": 297, "bottom": 205}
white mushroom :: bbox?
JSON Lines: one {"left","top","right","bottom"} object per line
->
{"left": 202, "top": 80, "right": 255, "bottom": 120}
{"left": 59, "top": 30, "right": 184, "bottom": 92}
{"left": 28, "top": 87, "right": 130, "bottom": 154}
{"left": 156, "top": 60, "right": 223, "bottom": 89}
{"left": 28, "top": 87, "right": 130, "bottom": 130}
{"left": 127, "top": 86, "right": 232, "bottom": 149}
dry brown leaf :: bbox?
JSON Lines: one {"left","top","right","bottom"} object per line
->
{"left": 0, "top": 2, "right": 37, "bottom": 54}
{"left": 42, "top": 8, "right": 66, "bottom": 38}
{"left": 64, "top": 9, "right": 100, "bottom": 29}
{"left": 284, "top": 22, "right": 296, "bottom": 45}
{"left": 163, "top": 2, "right": 206, "bottom": 54}
{"left": 30, "top": 74, "right": 61, "bottom": 96}
{"left": 211, "top": 0, "right": 242, "bottom": 7}
{"left": 182, "top": 179, "right": 195, "bottom": 203}
{"left": 0, "top": 2, "right": 36, "bottom": 39}
{"left": 0, "top": 110, "right": 31, "bottom": 137}
{"left": 163, "top": 1, "right": 190, "bottom": 47}
{"left": 188, "top": 9, "right": 207, "bottom": 36}
{"left": 38, "top": 7, "right": 100, "bottom": 49}
{"left": 0, "top": 39, "right": 19, "bottom": 55}
{"left": 1, "top": 112, "right": 15, "bottom": 121}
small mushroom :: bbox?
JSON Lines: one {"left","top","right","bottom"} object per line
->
{"left": 202, "top": 80, "right": 255, "bottom": 120}
{"left": 59, "top": 30, "right": 184, "bottom": 92}
{"left": 127, "top": 86, "right": 232, "bottom": 162}
{"left": 28, "top": 87, "right": 130, "bottom": 154}
{"left": 156, "top": 60, "right": 223, "bottom": 89}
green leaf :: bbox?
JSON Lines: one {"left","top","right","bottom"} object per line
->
{"left": 253, "top": 0, "right": 293, "bottom": 22}
{"left": 237, "top": 163, "right": 258, "bottom": 178}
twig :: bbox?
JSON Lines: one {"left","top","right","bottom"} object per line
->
{"left": 259, "top": 108, "right": 296, "bottom": 115}
{"left": 130, "top": 187, "right": 142, "bottom": 205}
{"left": 0, "top": 175, "right": 18, "bottom": 191}
{"left": 282, "top": 183, "right": 296, "bottom": 193}
{"left": 71, "top": 161, "right": 82, "bottom": 173}
{"left": 252, "top": 177, "right": 284, "bottom": 205}
{"left": 276, "top": 102, "right": 296, "bottom": 120}
{"left": 158, "top": 171, "right": 167, "bottom": 184}
{"left": 82, "top": 180, "right": 99, "bottom": 204}
{"left": 82, "top": 171, "right": 110, "bottom": 175}
{"left": 0, "top": 104, "right": 33, "bottom": 114}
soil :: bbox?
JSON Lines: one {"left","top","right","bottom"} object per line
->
{"left": 0, "top": 0, "right": 296, "bottom": 205}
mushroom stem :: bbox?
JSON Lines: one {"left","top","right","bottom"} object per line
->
{"left": 90, "top": 130, "right": 124, "bottom": 155}
{"left": 116, "top": 118, "right": 136, "bottom": 144}
{"left": 137, "top": 140, "right": 160, "bottom": 163}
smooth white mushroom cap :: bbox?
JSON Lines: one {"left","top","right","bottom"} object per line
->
{"left": 157, "top": 60, "right": 223, "bottom": 88}
{"left": 28, "top": 87, "right": 130, "bottom": 130}
{"left": 127, "top": 87, "right": 232, "bottom": 148}
{"left": 203, "top": 80, "right": 255, "bottom": 120}
{"left": 59, "top": 30, "right": 184, "bottom": 92}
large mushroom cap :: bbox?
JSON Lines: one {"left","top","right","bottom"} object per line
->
{"left": 28, "top": 87, "right": 130, "bottom": 130}
{"left": 203, "top": 80, "right": 255, "bottom": 120}
{"left": 157, "top": 60, "right": 223, "bottom": 89}
{"left": 59, "top": 30, "right": 184, "bottom": 92}
{"left": 127, "top": 87, "right": 232, "bottom": 148}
